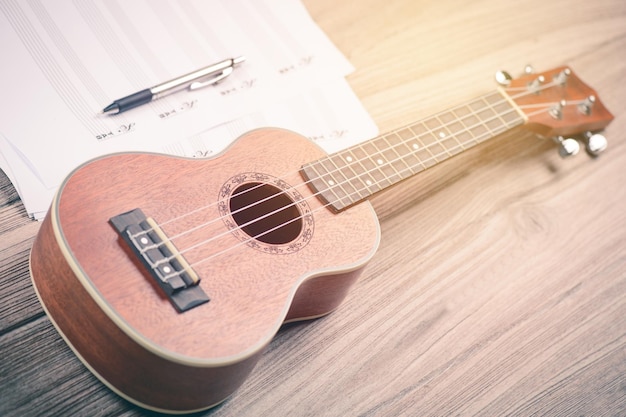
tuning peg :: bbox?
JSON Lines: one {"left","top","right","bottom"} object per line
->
{"left": 549, "top": 99, "right": 567, "bottom": 120}
{"left": 523, "top": 64, "right": 534, "bottom": 75}
{"left": 553, "top": 68, "right": 571, "bottom": 85}
{"left": 578, "top": 95, "right": 596, "bottom": 115}
{"left": 552, "top": 136, "right": 580, "bottom": 158}
{"left": 584, "top": 131, "right": 607, "bottom": 156}
{"left": 495, "top": 70, "right": 512, "bottom": 87}
{"left": 528, "top": 75, "right": 545, "bottom": 93}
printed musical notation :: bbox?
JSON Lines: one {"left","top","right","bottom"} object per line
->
{"left": 0, "top": 0, "right": 378, "bottom": 220}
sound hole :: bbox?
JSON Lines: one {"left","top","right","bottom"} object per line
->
{"left": 229, "top": 182, "right": 302, "bottom": 245}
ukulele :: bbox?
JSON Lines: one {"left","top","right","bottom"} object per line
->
{"left": 29, "top": 66, "right": 613, "bottom": 413}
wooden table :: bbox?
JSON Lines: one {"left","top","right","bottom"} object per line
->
{"left": 2, "top": 0, "right": 625, "bottom": 415}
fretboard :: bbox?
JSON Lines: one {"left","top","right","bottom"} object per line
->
{"left": 301, "top": 90, "right": 525, "bottom": 212}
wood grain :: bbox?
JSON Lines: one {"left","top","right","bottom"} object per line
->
{"left": 1, "top": 0, "right": 625, "bottom": 415}
{"left": 29, "top": 128, "right": 379, "bottom": 412}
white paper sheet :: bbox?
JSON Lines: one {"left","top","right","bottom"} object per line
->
{"left": 0, "top": 0, "right": 378, "bottom": 219}
{"left": 1, "top": 78, "right": 378, "bottom": 220}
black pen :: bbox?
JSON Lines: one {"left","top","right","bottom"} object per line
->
{"left": 101, "top": 56, "right": 245, "bottom": 115}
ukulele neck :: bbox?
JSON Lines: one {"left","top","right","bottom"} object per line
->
{"left": 301, "top": 89, "right": 525, "bottom": 212}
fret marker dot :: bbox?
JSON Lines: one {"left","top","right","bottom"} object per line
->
{"left": 412, "top": 143, "right": 419, "bottom": 150}
{"left": 377, "top": 159, "right": 383, "bottom": 165}
{"left": 140, "top": 237, "right": 149, "bottom": 245}
{"left": 439, "top": 131, "right": 446, "bottom": 138}
{"left": 366, "top": 179, "right": 372, "bottom": 186}
{"left": 346, "top": 156, "right": 353, "bottom": 162}
{"left": 328, "top": 180, "right": 335, "bottom": 186}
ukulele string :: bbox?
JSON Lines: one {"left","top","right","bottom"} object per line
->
{"left": 185, "top": 106, "right": 525, "bottom": 267}
{"left": 139, "top": 91, "right": 566, "bottom": 267}
{"left": 165, "top": 81, "right": 565, "bottom": 238}
{"left": 157, "top": 79, "right": 564, "bottom": 233}
{"left": 155, "top": 91, "right": 511, "bottom": 236}
{"left": 501, "top": 74, "right": 567, "bottom": 92}
{"left": 516, "top": 98, "right": 588, "bottom": 109}
{"left": 165, "top": 105, "right": 558, "bottom": 268}
{"left": 134, "top": 82, "right": 568, "bottom": 267}
{"left": 157, "top": 82, "right": 550, "bottom": 233}
{"left": 149, "top": 92, "right": 519, "bottom": 247}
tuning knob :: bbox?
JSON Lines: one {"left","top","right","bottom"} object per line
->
{"left": 584, "top": 131, "right": 607, "bottom": 156}
{"left": 528, "top": 75, "right": 545, "bottom": 93}
{"left": 523, "top": 64, "right": 534, "bottom": 75}
{"left": 495, "top": 70, "right": 512, "bottom": 87}
{"left": 553, "top": 136, "right": 580, "bottom": 158}
{"left": 578, "top": 95, "right": 596, "bottom": 115}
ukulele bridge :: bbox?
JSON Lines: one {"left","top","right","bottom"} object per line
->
{"left": 109, "top": 208, "right": 209, "bottom": 312}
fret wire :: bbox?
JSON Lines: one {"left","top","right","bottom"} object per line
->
{"left": 325, "top": 154, "right": 353, "bottom": 202}
{"left": 383, "top": 83, "right": 557, "bottom": 141}
{"left": 154, "top": 81, "right": 561, "bottom": 259}
{"left": 385, "top": 132, "right": 424, "bottom": 175}
{"left": 394, "top": 106, "right": 521, "bottom": 178}
{"left": 325, "top": 154, "right": 358, "bottom": 208}
{"left": 489, "top": 91, "right": 521, "bottom": 132}
{"left": 302, "top": 160, "right": 344, "bottom": 206}
{"left": 320, "top": 117, "right": 508, "bottom": 211}
{"left": 336, "top": 150, "right": 365, "bottom": 196}
{"left": 337, "top": 112, "right": 517, "bottom": 204}
{"left": 450, "top": 103, "right": 472, "bottom": 146}
{"left": 307, "top": 92, "right": 523, "bottom": 206}
{"left": 437, "top": 114, "right": 455, "bottom": 156}
{"left": 481, "top": 95, "right": 505, "bottom": 139}
{"left": 333, "top": 152, "right": 371, "bottom": 201}
{"left": 423, "top": 120, "right": 446, "bottom": 159}
{"left": 444, "top": 121, "right": 466, "bottom": 152}
{"left": 371, "top": 101, "right": 520, "bottom": 174}
{"left": 396, "top": 91, "right": 499, "bottom": 137}
{"left": 436, "top": 113, "right": 465, "bottom": 155}
{"left": 343, "top": 148, "right": 383, "bottom": 194}
{"left": 373, "top": 135, "right": 410, "bottom": 180}
{"left": 183, "top": 99, "right": 523, "bottom": 262}
{"left": 483, "top": 92, "right": 511, "bottom": 136}
{"left": 354, "top": 141, "right": 392, "bottom": 190}
{"left": 451, "top": 104, "right": 479, "bottom": 146}
{"left": 410, "top": 122, "right": 441, "bottom": 163}
{"left": 422, "top": 116, "right": 445, "bottom": 157}
{"left": 199, "top": 107, "right": 519, "bottom": 263}
{"left": 472, "top": 96, "right": 498, "bottom": 140}
{"left": 369, "top": 137, "right": 393, "bottom": 180}
{"left": 323, "top": 154, "right": 359, "bottom": 206}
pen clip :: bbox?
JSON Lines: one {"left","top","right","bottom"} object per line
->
{"left": 189, "top": 66, "right": 233, "bottom": 91}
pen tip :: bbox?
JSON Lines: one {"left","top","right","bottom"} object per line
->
{"left": 101, "top": 103, "right": 120, "bottom": 115}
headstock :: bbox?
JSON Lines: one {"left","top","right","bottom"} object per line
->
{"left": 497, "top": 66, "right": 614, "bottom": 157}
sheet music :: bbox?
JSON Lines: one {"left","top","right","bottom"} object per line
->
{"left": 0, "top": 0, "right": 378, "bottom": 220}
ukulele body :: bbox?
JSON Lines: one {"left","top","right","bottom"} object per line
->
{"left": 30, "top": 127, "right": 380, "bottom": 412}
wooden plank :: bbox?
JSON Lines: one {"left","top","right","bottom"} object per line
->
{"left": 0, "top": 0, "right": 625, "bottom": 415}
{"left": 0, "top": 170, "right": 20, "bottom": 207}
{"left": 0, "top": 170, "right": 42, "bottom": 334}
{"left": 0, "top": 227, "right": 41, "bottom": 335}
{"left": 0, "top": 316, "right": 141, "bottom": 417}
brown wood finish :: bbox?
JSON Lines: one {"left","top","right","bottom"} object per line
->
{"left": 30, "top": 212, "right": 264, "bottom": 411}
{"left": 29, "top": 128, "right": 380, "bottom": 412}
{"left": 285, "top": 269, "right": 363, "bottom": 321}
{"left": 3, "top": 1, "right": 625, "bottom": 415}
{"left": 301, "top": 68, "right": 612, "bottom": 213}
{"left": 509, "top": 66, "right": 614, "bottom": 137}
{"left": 28, "top": 66, "right": 614, "bottom": 411}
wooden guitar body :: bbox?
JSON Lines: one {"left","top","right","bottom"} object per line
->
{"left": 29, "top": 128, "right": 381, "bottom": 412}
{"left": 29, "top": 66, "right": 613, "bottom": 413}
